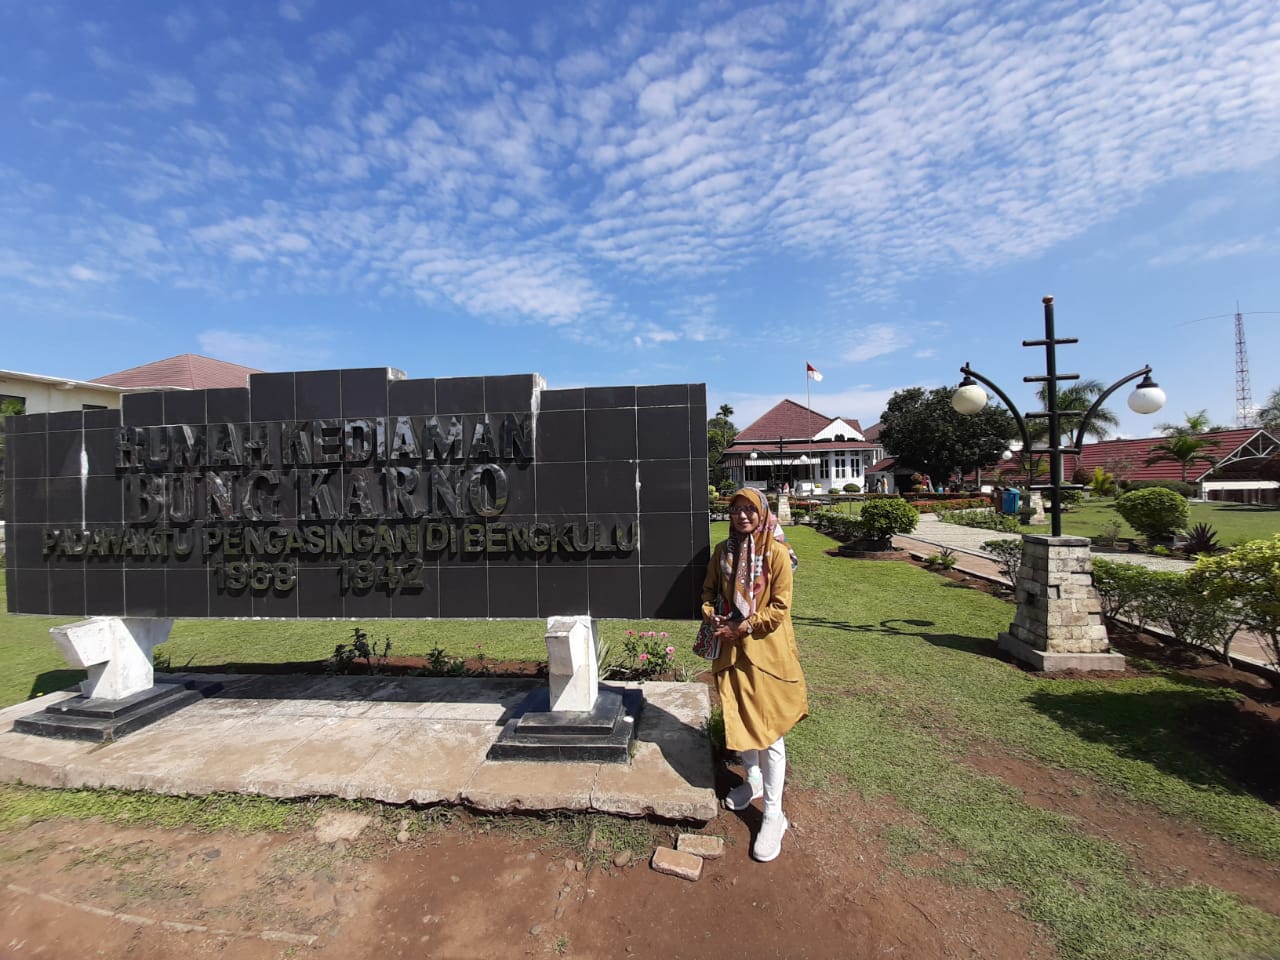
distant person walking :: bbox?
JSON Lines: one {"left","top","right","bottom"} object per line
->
{"left": 701, "top": 487, "right": 808, "bottom": 862}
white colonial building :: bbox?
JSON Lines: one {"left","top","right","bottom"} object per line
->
{"left": 718, "top": 400, "right": 885, "bottom": 494}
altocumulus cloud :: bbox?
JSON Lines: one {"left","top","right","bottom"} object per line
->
{"left": 5, "top": 0, "right": 1280, "bottom": 354}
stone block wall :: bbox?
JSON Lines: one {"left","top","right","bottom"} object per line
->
{"left": 1005, "top": 535, "right": 1110, "bottom": 654}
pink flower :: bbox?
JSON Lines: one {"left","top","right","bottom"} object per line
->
{"left": 638, "top": 653, "right": 649, "bottom": 661}
{"left": 660, "top": 632, "right": 668, "bottom": 639}
{"left": 665, "top": 646, "right": 675, "bottom": 656}
{"left": 626, "top": 630, "right": 635, "bottom": 637}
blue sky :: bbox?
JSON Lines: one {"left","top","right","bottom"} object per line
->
{"left": 2, "top": 0, "right": 1277, "bottom": 439}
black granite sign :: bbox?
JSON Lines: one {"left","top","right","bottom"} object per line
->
{"left": 3, "top": 370, "right": 710, "bottom": 620}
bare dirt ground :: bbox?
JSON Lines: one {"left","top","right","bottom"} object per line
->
{"left": 5, "top": 744, "right": 1280, "bottom": 960}
{"left": 2, "top": 781, "right": 1058, "bottom": 960}
{"left": 4, "top": 576, "right": 1279, "bottom": 959}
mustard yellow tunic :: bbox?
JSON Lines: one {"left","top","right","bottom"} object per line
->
{"left": 701, "top": 539, "right": 809, "bottom": 752}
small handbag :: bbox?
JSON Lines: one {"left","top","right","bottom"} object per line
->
{"left": 694, "top": 594, "right": 725, "bottom": 660}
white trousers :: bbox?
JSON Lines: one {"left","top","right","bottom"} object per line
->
{"left": 739, "top": 737, "right": 786, "bottom": 817}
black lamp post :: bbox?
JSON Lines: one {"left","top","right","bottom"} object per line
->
{"left": 952, "top": 296, "right": 1166, "bottom": 536}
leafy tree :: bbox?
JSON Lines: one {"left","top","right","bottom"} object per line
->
{"left": 878, "top": 386, "right": 1017, "bottom": 483}
{"left": 1114, "top": 487, "right": 1188, "bottom": 542}
{"left": 707, "top": 403, "right": 738, "bottom": 488}
{"left": 1257, "top": 386, "right": 1280, "bottom": 431}
{"left": 1144, "top": 434, "right": 1217, "bottom": 483}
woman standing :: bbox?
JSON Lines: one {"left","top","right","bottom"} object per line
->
{"left": 701, "top": 487, "right": 808, "bottom": 862}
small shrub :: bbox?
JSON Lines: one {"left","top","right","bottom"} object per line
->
{"left": 982, "top": 539, "right": 1024, "bottom": 586}
{"left": 1114, "top": 487, "right": 1189, "bottom": 542}
{"left": 1182, "top": 522, "right": 1222, "bottom": 557}
{"left": 858, "top": 497, "right": 919, "bottom": 539}
{"left": 614, "top": 630, "right": 676, "bottom": 680}
{"left": 1096, "top": 520, "right": 1124, "bottom": 547}
{"left": 925, "top": 547, "right": 958, "bottom": 570}
{"left": 842, "top": 483, "right": 861, "bottom": 494}
{"left": 1092, "top": 559, "right": 1161, "bottom": 629}
{"left": 940, "top": 508, "right": 1021, "bottom": 533}
{"left": 1120, "top": 479, "right": 1196, "bottom": 498}
{"left": 1086, "top": 466, "right": 1117, "bottom": 497}
{"left": 812, "top": 508, "right": 862, "bottom": 542}
{"left": 327, "top": 626, "right": 392, "bottom": 675}
{"left": 920, "top": 498, "right": 990, "bottom": 515}
{"left": 423, "top": 644, "right": 468, "bottom": 676}
{"left": 1145, "top": 570, "right": 1240, "bottom": 662}
{"left": 1192, "top": 535, "right": 1280, "bottom": 668}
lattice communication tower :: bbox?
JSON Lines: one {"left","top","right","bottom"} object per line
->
{"left": 1235, "top": 306, "right": 1252, "bottom": 427}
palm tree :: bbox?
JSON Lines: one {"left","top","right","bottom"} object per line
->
{"left": 1031, "top": 379, "right": 1120, "bottom": 445}
{"left": 1145, "top": 434, "right": 1217, "bottom": 483}
{"left": 1156, "top": 409, "right": 1230, "bottom": 436}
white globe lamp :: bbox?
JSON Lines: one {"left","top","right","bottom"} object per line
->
{"left": 1127, "top": 374, "right": 1166, "bottom": 415}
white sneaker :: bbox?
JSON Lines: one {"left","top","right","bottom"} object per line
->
{"left": 723, "top": 771, "right": 763, "bottom": 810}
{"left": 752, "top": 813, "right": 788, "bottom": 862}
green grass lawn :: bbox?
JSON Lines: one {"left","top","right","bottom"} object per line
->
{"left": 1058, "top": 498, "right": 1280, "bottom": 544}
{"left": 4, "top": 530, "right": 1280, "bottom": 958}
{"left": 0, "top": 568, "right": 700, "bottom": 708}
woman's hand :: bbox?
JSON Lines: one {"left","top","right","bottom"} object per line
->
{"left": 712, "top": 616, "right": 750, "bottom": 644}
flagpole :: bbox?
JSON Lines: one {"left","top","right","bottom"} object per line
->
{"left": 805, "top": 365, "right": 812, "bottom": 493}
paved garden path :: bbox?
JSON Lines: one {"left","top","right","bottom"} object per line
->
{"left": 899, "top": 513, "right": 1194, "bottom": 572}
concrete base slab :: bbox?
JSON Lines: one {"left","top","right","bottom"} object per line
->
{"left": 998, "top": 632, "right": 1127, "bottom": 672}
{"left": 12, "top": 679, "right": 223, "bottom": 742}
{"left": 0, "top": 675, "right": 716, "bottom": 822}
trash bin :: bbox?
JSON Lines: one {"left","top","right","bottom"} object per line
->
{"left": 1002, "top": 488, "right": 1021, "bottom": 515}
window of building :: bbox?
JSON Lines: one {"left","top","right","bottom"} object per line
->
{"left": 819, "top": 457, "right": 830, "bottom": 480}
{"left": 81, "top": 403, "right": 107, "bottom": 411}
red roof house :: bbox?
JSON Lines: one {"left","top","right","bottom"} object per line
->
{"left": 94, "top": 354, "right": 262, "bottom": 391}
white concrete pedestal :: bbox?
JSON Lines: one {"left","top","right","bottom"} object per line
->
{"left": 50, "top": 617, "right": 174, "bottom": 700}
{"left": 996, "top": 536, "right": 1124, "bottom": 672}
{"left": 545, "top": 615, "right": 599, "bottom": 711}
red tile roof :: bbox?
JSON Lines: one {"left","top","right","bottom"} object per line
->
{"left": 736, "top": 399, "right": 862, "bottom": 441}
{"left": 983, "top": 428, "right": 1277, "bottom": 484}
{"left": 1066, "top": 429, "right": 1270, "bottom": 483}
{"left": 93, "top": 354, "right": 262, "bottom": 390}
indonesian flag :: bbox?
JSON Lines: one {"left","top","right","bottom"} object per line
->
{"left": 806, "top": 362, "right": 823, "bottom": 382}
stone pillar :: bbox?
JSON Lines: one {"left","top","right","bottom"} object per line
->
{"left": 545, "top": 616, "right": 599, "bottom": 711}
{"left": 997, "top": 536, "right": 1124, "bottom": 672}
{"left": 50, "top": 617, "right": 175, "bottom": 700}
{"left": 776, "top": 492, "right": 792, "bottom": 525}
{"left": 1023, "top": 491, "right": 1047, "bottom": 525}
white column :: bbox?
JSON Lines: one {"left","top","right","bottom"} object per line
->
{"left": 50, "top": 617, "right": 174, "bottom": 700}
{"left": 545, "top": 615, "right": 599, "bottom": 711}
